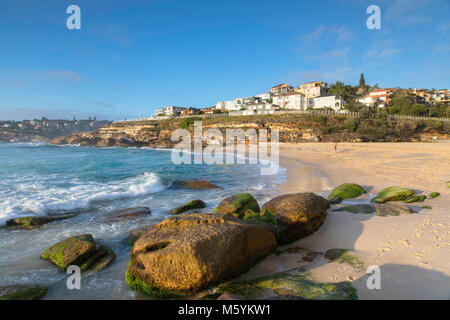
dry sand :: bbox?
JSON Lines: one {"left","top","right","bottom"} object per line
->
{"left": 246, "top": 142, "right": 450, "bottom": 300}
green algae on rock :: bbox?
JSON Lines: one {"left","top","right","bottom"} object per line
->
{"left": 215, "top": 268, "right": 357, "bottom": 300}
{"left": 214, "top": 193, "right": 260, "bottom": 219}
{"left": 0, "top": 285, "right": 48, "bottom": 300}
{"left": 333, "top": 204, "right": 375, "bottom": 215}
{"left": 371, "top": 187, "right": 415, "bottom": 203}
{"left": 243, "top": 209, "right": 279, "bottom": 234}
{"left": 324, "top": 249, "right": 365, "bottom": 272}
{"left": 327, "top": 183, "right": 367, "bottom": 204}
{"left": 171, "top": 200, "right": 205, "bottom": 215}
{"left": 173, "top": 180, "right": 222, "bottom": 190}
{"left": 41, "top": 234, "right": 115, "bottom": 272}
{"left": 428, "top": 192, "right": 440, "bottom": 199}
{"left": 404, "top": 195, "right": 427, "bottom": 203}
{"left": 6, "top": 215, "right": 74, "bottom": 229}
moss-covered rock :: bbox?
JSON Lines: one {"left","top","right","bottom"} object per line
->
{"left": 126, "top": 214, "right": 277, "bottom": 297}
{"left": 243, "top": 209, "right": 279, "bottom": 234}
{"left": 0, "top": 285, "right": 48, "bottom": 300}
{"left": 404, "top": 195, "right": 427, "bottom": 203}
{"left": 324, "top": 249, "right": 365, "bottom": 272}
{"left": 215, "top": 268, "right": 357, "bottom": 300}
{"left": 214, "top": 193, "right": 260, "bottom": 219}
{"left": 171, "top": 200, "right": 205, "bottom": 215}
{"left": 41, "top": 234, "right": 115, "bottom": 272}
{"left": 374, "top": 203, "right": 416, "bottom": 216}
{"left": 173, "top": 180, "right": 222, "bottom": 190}
{"left": 422, "top": 206, "right": 432, "bottom": 210}
{"left": 428, "top": 192, "right": 440, "bottom": 199}
{"left": 327, "top": 183, "right": 367, "bottom": 203}
{"left": 446, "top": 181, "right": 450, "bottom": 189}
{"left": 6, "top": 215, "right": 74, "bottom": 229}
{"left": 261, "top": 193, "right": 328, "bottom": 245}
{"left": 333, "top": 204, "right": 375, "bottom": 214}
{"left": 371, "top": 187, "right": 415, "bottom": 203}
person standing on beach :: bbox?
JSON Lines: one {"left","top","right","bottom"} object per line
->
{"left": 334, "top": 142, "right": 337, "bottom": 154}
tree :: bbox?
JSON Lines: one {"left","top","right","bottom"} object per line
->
{"left": 359, "top": 73, "right": 366, "bottom": 88}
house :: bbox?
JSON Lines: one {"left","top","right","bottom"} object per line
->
{"left": 295, "top": 81, "right": 328, "bottom": 99}
{"left": 272, "top": 92, "right": 306, "bottom": 110}
{"left": 154, "top": 106, "right": 186, "bottom": 117}
{"left": 270, "top": 83, "right": 294, "bottom": 96}
{"left": 242, "top": 103, "right": 280, "bottom": 115}
{"left": 202, "top": 106, "right": 217, "bottom": 114}
{"left": 358, "top": 88, "right": 396, "bottom": 107}
{"left": 216, "top": 98, "right": 246, "bottom": 111}
{"left": 180, "top": 108, "right": 201, "bottom": 117}
{"left": 308, "top": 94, "right": 345, "bottom": 111}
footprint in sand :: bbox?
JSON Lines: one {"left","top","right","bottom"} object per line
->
{"left": 399, "top": 239, "right": 411, "bottom": 246}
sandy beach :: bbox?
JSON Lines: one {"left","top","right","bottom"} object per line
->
{"left": 245, "top": 142, "right": 450, "bottom": 300}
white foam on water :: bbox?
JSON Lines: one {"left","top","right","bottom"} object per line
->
{"left": 0, "top": 172, "right": 165, "bottom": 225}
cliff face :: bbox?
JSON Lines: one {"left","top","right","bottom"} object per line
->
{"left": 50, "top": 115, "right": 449, "bottom": 148}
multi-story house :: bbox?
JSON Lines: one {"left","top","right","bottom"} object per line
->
{"left": 358, "top": 88, "right": 396, "bottom": 107}
{"left": 270, "top": 83, "right": 294, "bottom": 96}
{"left": 154, "top": 106, "right": 186, "bottom": 117}
{"left": 295, "top": 81, "right": 328, "bottom": 99}
{"left": 272, "top": 92, "right": 306, "bottom": 110}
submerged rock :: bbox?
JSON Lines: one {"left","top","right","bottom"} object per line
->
{"left": 125, "top": 214, "right": 277, "bottom": 297}
{"left": 374, "top": 203, "right": 416, "bottom": 216}
{"left": 333, "top": 204, "right": 375, "bottom": 215}
{"left": 215, "top": 268, "right": 357, "bottom": 300}
{"left": 171, "top": 200, "right": 205, "bottom": 215}
{"left": 261, "top": 193, "right": 328, "bottom": 245}
{"left": 214, "top": 193, "right": 260, "bottom": 219}
{"left": 173, "top": 180, "right": 222, "bottom": 190}
{"left": 104, "top": 207, "right": 151, "bottom": 222}
{"left": 41, "top": 234, "right": 115, "bottom": 272}
{"left": 428, "top": 192, "right": 440, "bottom": 199}
{"left": 371, "top": 187, "right": 415, "bottom": 203}
{"left": 404, "top": 195, "right": 427, "bottom": 203}
{"left": 6, "top": 215, "right": 74, "bottom": 229}
{"left": 327, "top": 183, "right": 367, "bottom": 203}
{"left": 0, "top": 285, "right": 48, "bottom": 300}
{"left": 127, "top": 225, "right": 156, "bottom": 245}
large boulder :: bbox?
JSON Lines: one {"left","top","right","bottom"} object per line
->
{"left": 125, "top": 214, "right": 277, "bottom": 297}
{"left": 41, "top": 234, "right": 115, "bottom": 272}
{"left": 171, "top": 200, "right": 205, "bottom": 215}
{"left": 0, "top": 286, "right": 48, "bottom": 300}
{"left": 327, "top": 183, "right": 367, "bottom": 203}
{"left": 371, "top": 187, "right": 415, "bottom": 203}
{"left": 214, "top": 193, "right": 260, "bottom": 219}
{"left": 262, "top": 193, "right": 328, "bottom": 245}
{"left": 173, "top": 180, "right": 222, "bottom": 190}
{"left": 127, "top": 225, "right": 156, "bottom": 245}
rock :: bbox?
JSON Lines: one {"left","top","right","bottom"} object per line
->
{"left": 327, "top": 183, "right": 367, "bottom": 203}
{"left": 324, "top": 249, "right": 365, "bottom": 271}
{"left": 216, "top": 267, "right": 357, "bottom": 300}
{"left": 214, "top": 193, "right": 260, "bottom": 219}
{"left": 404, "top": 195, "right": 427, "bottom": 203}
{"left": 422, "top": 206, "right": 432, "bottom": 210}
{"left": 173, "top": 180, "right": 222, "bottom": 190}
{"left": 127, "top": 225, "right": 156, "bottom": 245}
{"left": 261, "top": 193, "right": 328, "bottom": 245}
{"left": 371, "top": 187, "right": 415, "bottom": 203}
{"left": 446, "top": 181, "right": 450, "bottom": 189}
{"left": 96, "top": 138, "right": 116, "bottom": 147}
{"left": 104, "top": 207, "right": 151, "bottom": 222}
{"left": 125, "top": 214, "right": 277, "bottom": 297}
{"left": 41, "top": 234, "right": 115, "bottom": 272}
{"left": 374, "top": 203, "right": 416, "bottom": 217}
{"left": 333, "top": 204, "right": 375, "bottom": 214}
{"left": 6, "top": 215, "right": 74, "bottom": 229}
{"left": 242, "top": 209, "right": 278, "bottom": 235}
{"left": 171, "top": 200, "right": 205, "bottom": 215}
{"left": 284, "top": 247, "right": 321, "bottom": 262}
{"left": 428, "top": 192, "right": 440, "bottom": 199}
{"left": 0, "top": 285, "right": 48, "bottom": 300}
{"left": 217, "top": 293, "right": 247, "bottom": 300}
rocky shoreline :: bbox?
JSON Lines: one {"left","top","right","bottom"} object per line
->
{"left": 2, "top": 181, "right": 444, "bottom": 300}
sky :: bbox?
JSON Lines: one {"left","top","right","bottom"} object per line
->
{"left": 0, "top": 0, "right": 449, "bottom": 120}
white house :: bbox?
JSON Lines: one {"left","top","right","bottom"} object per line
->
{"left": 272, "top": 92, "right": 306, "bottom": 110}
{"left": 308, "top": 95, "right": 345, "bottom": 111}
{"left": 154, "top": 106, "right": 186, "bottom": 117}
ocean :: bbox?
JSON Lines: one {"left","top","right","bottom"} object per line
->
{"left": 0, "top": 142, "right": 285, "bottom": 299}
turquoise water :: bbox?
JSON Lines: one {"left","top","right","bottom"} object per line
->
{"left": 0, "top": 142, "right": 285, "bottom": 299}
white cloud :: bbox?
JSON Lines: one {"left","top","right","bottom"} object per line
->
{"left": 304, "top": 25, "right": 352, "bottom": 43}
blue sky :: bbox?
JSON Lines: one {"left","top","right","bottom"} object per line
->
{"left": 0, "top": 0, "right": 449, "bottom": 120}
